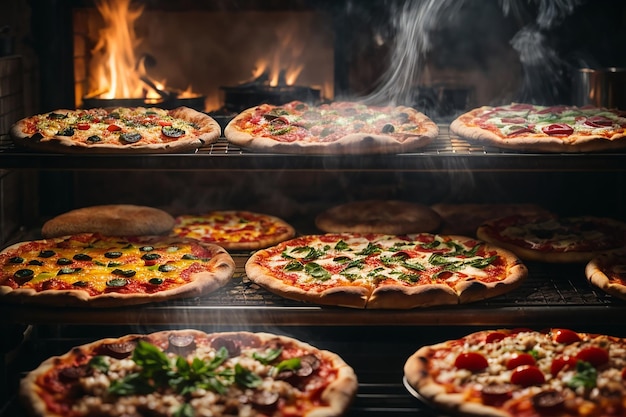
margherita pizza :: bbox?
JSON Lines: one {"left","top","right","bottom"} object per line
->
{"left": 404, "top": 328, "right": 626, "bottom": 417}
{"left": 20, "top": 329, "right": 358, "bottom": 417}
{"left": 585, "top": 250, "right": 626, "bottom": 301}
{"left": 450, "top": 103, "right": 626, "bottom": 152}
{"left": 224, "top": 101, "right": 439, "bottom": 154}
{"left": 245, "top": 233, "right": 527, "bottom": 309}
{"left": 0, "top": 233, "right": 235, "bottom": 307}
{"left": 42, "top": 205, "right": 176, "bottom": 238}
{"left": 315, "top": 200, "right": 441, "bottom": 234}
{"left": 172, "top": 211, "right": 296, "bottom": 251}
{"left": 476, "top": 214, "right": 626, "bottom": 263}
{"left": 10, "top": 106, "right": 220, "bottom": 153}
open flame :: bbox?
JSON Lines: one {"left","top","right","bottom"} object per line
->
{"left": 87, "top": 0, "right": 198, "bottom": 102}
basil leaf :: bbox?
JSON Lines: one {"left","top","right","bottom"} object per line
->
{"left": 109, "top": 372, "right": 155, "bottom": 396}
{"left": 253, "top": 347, "right": 283, "bottom": 365}
{"left": 88, "top": 356, "right": 109, "bottom": 373}
{"left": 173, "top": 403, "right": 195, "bottom": 417}
{"left": 356, "top": 242, "right": 381, "bottom": 256}
{"left": 334, "top": 240, "right": 349, "bottom": 251}
{"left": 234, "top": 363, "right": 263, "bottom": 388}
{"left": 305, "top": 262, "right": 331, "bottom": 280}
{"left": 566, "top": 361, "right": 597, "bottom": 390}
{"left": 284, "top": 260, "right": 303, "bottom": 271}
{"left": 132, "top": 340, "right": 171, "bottom": 377}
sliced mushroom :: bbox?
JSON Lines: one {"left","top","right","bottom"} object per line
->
{"left": 102, "top": 341, "right": 137, "bottom": 359}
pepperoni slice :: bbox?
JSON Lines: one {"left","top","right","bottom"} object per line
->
{"left": 541, "top": 123, "right": 574, "bottom": 136}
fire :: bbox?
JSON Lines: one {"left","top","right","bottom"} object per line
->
{"left": 87, "top": 0, "right": 198, "bottom": 102}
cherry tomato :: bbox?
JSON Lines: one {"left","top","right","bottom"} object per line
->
{"left": 485, "top": 332, "right": 507, "bottom": 343}
{"left": 107, "top": 124, "right": 122, "bottom": 132}
{"left": 76, "top": 123, "right": 90, "bottom": 130}
{"left": 584, "top": 116, "right": 613, "bottom": 128}
{"left": 506, "top": 353, "right": 536, "bottom": 370}
{"left": 510, "top": 365, "right": 545, "bottom": 387}
{"left": 454, "top": 352, "right": 489, "bottom": 372}
{"left": 575, "top": 346, "right": 609, "bottom": 367}
{"left": 552, "top": 328, "right": 581, "bottom": 344}
{"left": 542, "top": 123, "right": 574, "bottom": 136}
{"left": 550, "top": 355, "right": 575, "bottom": 375}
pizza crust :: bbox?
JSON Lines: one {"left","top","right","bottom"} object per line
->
{"left": 20, "top": 329, "right": 358, "bottom": 417}
{"left": 10, "top": 106, "right": 220, "bottom": 154}
{"left": 0, "top": 235, "right": 235, "bottom": 308}
{"left": 585, "top": 251, "right": 626, "bottom": 300}
{"left": 42, "top": 204, "right": 176, "bottom": 238}
{"left": 225, "top": 104, "right": 438, "bottom": 155}
{"left": 450, "top": 106, "right": 626, "bottom": 153}
{"left": 315, "top": 200, "right": 441, "bottom": 234}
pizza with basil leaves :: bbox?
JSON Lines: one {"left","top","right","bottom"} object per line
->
{"left": 10, "top": 106, "right": 220, "bottom": 153}
{"left": 245, "top": 233, "right": 527, "bottom": 309}
{"left": 404, "top": 328, "right": 626, "bottom": 417}
{"left": 20, "top": 329, "right": 358, "bottom": 417}
{"left": 0, "top": 233, "right": 235, "bottom": 307}
{"left": 450, "top": 103, "right": 626, "bottom": 152}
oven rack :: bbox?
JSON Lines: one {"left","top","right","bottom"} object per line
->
{"left": 1, "top": 126, "right": 626, "bottom": 172}
{"left": 2, "top": 252, "right": 624, "bottom": 328}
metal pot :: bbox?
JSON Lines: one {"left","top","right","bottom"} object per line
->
{"left": 572, "top": 67, "right": 626, "bottom": 109}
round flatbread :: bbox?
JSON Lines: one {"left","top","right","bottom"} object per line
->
{"left": 476, "top": 214, "right": 626, "bottom": 263}
{"left": 585, "top": 250, "right": 626, "bottom": 301}
{"left": 450, "top": 103, "right": 626, "bottom": 152}
{"left": 10, "top": 106, "right": 220, "bottom": 153}
{"left": 404, "top": 328, "right": 626, "bottom": 417}
{"left": 20, "top": 329, "right": 358, "bottom": 417}
{"left": 224, "top": 100, "right": 439, "bottom": 154}
{"left": 42, "top": 205, "right": 176, "bottom": 238}
{"left": 0, "top": 233, "right": 235, "bottom": 307}
{"left": 171, "top": 210, "right": 296, "bottom": 251}
{"left": 245, "top": 232, "right": 527, "bottom": 309}
{"left": 315, "top": 200, "right": 441, "bottom": 234}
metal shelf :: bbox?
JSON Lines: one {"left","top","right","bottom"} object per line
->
{"left": 2, "top": 126, "right": 626, "bottom": 172}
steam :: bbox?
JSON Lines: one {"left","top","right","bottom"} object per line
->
{"left": 364, "top": 0, "right": 584, "bottom": 107}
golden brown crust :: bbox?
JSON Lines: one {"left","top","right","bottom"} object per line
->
{"left": 450, "top": 106, "right": 626, "bottom": 153}
{"left": 20, "top": 329, "right": 358, "bottom": 417}
{"left": 10, "top": 106, "right": 220, "bottom": 154}
{"left": 0, "top": 235, "right": 235, "bottom": 307}
{"left": 41, "top": 204, "right": 176, "bottom": 238}
{"left": 225, "top": 104, "right": 438, "bottom": 155}
{"left": 315, "top": 200, "right": 441, "bottom": 234}
{"left": 585, "top": 251, "right": 626, "bottom": 301}
{"left": 431, "top": 203, "right": 552, "bottom": 236}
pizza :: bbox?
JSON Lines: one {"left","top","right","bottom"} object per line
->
{"left": 585, "top": 250, "right": 626, "bottom": 301}
{"left": 0, "top": 233, "right": 235, "bottom": 307}
{"left": 476, "top": 214, "right": 626, "bottom": 263}
{"left": 245, "top": 232, "right": 527, "bottom": 309}
{"left": 10, "top": 106, "right": 220, "bottom": 153}
{"left": 42, "top": 205, "right": 176, "bottom": 238}
{"left": 404, "top": 328, "right": 626, "bottom": 417}
{"left": 224, "top": 100, "right": 439, "bottom": 154}
{"left": 171, "top": 210, "right": 296, "bottom": 251}
{"left": 20, "top": 329, "right": 358, "bottom": 417}
{"left": 431, "top": 203, "right": 552, "bottom": 236}
{"left": 450, "top": 103, "right": 626, "bottom": 152}
{"left": 315, "top": 200, "right": 441, "bottom": 235}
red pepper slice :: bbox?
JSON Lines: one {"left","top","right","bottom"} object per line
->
{"left": 158, "top": 120, "right": 173, "bottom": 127}
{"left": 584, "top": 115, "right": 614, "bottom": 128}
{"left": 542, "top": 123, "right": 573, "bottom": 136}
{"left": 76, "top": 123, "right": 90, "bottom": 130}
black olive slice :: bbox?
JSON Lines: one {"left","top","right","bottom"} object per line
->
{"left": 112, "top": 269, "right": 136, "bottom": 278}
{"left": 106, "top": 261, "right": 122, "bottom": 267}
{"left": 72, "top": 281, "right": 88, "bottom": 287}
{"left": 105, "top": 251, "right": 122, "bottom": 259}
{"left": 103, "top": 341, "right": 137, "bottom": 359}
{"left": 14, "top": 269, "right": 34, "bottom": 284}
{"left": 9, "top": 256, "right": 24, "bottom": 264}
{"left": 56, "top": 258, "right": 73, "bottom": 265}
{"left": 182, "top": 254, "right": 199, "bottom": 260}
{"left": 139, "top": 246, "right": 154, "bottom": 252}
{"left": 73, "top": 253, "right": 92, "bottom": 261}
{"left": 158, "top": 264, "right": 176, "bottom": 272}
{"left": 28, "top": 260, "right": 44, "bottom": 266}
{"left": 57, "top": 127, "right": 75, "bottom": 136}
{"left": 57, "top": 267, "right": 82, "bottom": 275}
{"left": 162, "top": 126, "right": 185, "bottom": 138}
{"left": 106, "top": 278, "right": 128, "bottom": 287}
{"left": 120, "top": 133, "right": 142, "bottom": 143}
{"left": 141, "top": 253, "right": 161, "bottom": 261}
{"left": 86, "top": 135, "right": 102, "bottom": 143}
{"left": 532, "top": 390, "right": 565, "bottom": 411}
{"left": 39, "top": 250, "right": 55, "bottom": 258}
{"left": 148, "top": 278, "right": 163, "bottom": 285}
{"left": 381, "top": 123, "right": 395, "bottom": 133}
{"left": 48, "top": 112, "right": 68, "bottom": 119}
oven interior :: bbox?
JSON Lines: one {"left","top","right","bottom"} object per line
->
{"left": 1, "top": 1, "right": 626, "bottom": 416}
